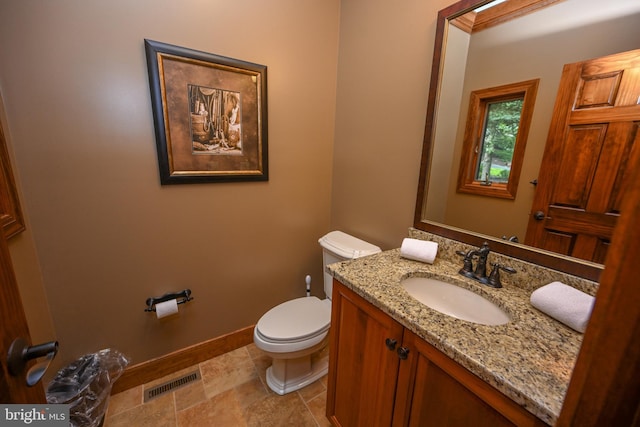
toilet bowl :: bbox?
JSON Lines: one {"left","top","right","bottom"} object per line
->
{"left": 254, "top": 296, "right": 331, "bottom": 395}
{"left": 253, "top": 231, "right": 381, "bottom": 395}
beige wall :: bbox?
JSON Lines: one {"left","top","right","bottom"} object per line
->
{"left": 0, "top": 0, "right": 463, "bottom": 373}
{"left": 0, "top": 0, "right": 339, "bottom": 371}
{"left": 330, "top": 0, "right": 454, "bottom": 249}
{"left": 425, "top": 25, "right": 470, "bottom": 223}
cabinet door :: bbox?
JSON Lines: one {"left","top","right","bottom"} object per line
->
{"left": 327, "top": 280, "right": 404, "bottom": 427}
{"left": 394, "top": 330, "right": 547, "bottom": 427}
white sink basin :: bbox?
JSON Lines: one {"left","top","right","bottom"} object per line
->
{"left": 401, "top": 277, "right": 510, "bottom": 325}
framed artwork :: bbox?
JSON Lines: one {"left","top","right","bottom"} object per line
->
{"left": 145, "top": 39, "right": 268, "bottom": 184}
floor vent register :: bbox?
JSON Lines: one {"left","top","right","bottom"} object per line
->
{"left": 144, "top": 370, "right": 201, "bottom": 402}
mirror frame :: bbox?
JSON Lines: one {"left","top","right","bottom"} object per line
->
{"left": 413, "top": 0, "right": 603, "bottom": 282}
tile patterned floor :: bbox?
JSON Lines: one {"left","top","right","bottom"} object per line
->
{"left": 104, "top": 344, "right": 331, "bottom": 427}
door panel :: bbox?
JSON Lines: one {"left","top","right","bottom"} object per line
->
{"left": 551, "top": 125, "right": 605, "bottom": 208}
{"left": 0, "top": 231, "right": 46, "bottom": 402}
{"left": 610, "top": 122, "right": 639, "bottom": 213}
{"left": 395, "top": 330, "right": 546, "bottom": 427}
{"left": 525, "top": 49, "right": 640, "bottom": 262}
{"left": 326, "top": 280, "right": 403, "bottom": 427}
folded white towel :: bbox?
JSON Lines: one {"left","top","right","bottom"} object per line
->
{"left": 400, "top": 238, "right": 438, "bottom": 264}
{"left": 530, "top": 282, "right": 595, "bottom": 333}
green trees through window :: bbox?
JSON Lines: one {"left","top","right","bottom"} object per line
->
{"left": 476, "top": 98, "right": 524, "bottom": 183}
{"left": 457, "top": 79, "right": 539, "bottom": 199}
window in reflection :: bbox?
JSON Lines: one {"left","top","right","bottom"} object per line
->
{"left": 457, "top": 78, "right": 539, "bottom": 200}
{"left": 476, "top": 97, "right": 524, "bottom": 184}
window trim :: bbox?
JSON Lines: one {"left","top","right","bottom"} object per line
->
{"left": 456, "top": 78, "right": 539, "bottom": 200}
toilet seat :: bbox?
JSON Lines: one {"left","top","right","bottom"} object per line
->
{"left": 255, "top": 297, "right": 331, "bottom": 353}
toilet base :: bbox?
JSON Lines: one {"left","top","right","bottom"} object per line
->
{"left": 265, "top": 351, "right": 329, "bottom": 395}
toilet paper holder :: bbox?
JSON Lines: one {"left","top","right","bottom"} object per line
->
{"left": 145, "top": 289, "right": 192, "bottom": 312}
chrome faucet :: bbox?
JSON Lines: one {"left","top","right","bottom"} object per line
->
{"left": 456, "top": 242, "right": 515, "bottom": 288}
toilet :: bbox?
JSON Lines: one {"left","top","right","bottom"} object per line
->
{"left": 253, "top": 231, "right": 381, "bottom": 395}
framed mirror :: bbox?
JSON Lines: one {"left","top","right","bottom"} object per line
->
{"left": 413, "top": 0, "right": 640, "bottom": 281}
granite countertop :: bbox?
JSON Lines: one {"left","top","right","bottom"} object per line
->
{"left": 327, "top": 249, "right": 585, "bottom": 426}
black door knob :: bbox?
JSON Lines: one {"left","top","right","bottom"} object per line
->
{"left": 533, "top": 211, "right": 545, "bottom": 221}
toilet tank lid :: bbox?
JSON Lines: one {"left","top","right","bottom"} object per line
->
{"left": 318, "top": 231, "right": 382, "bottom": 259}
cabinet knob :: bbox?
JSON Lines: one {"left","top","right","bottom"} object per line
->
{"left": 385, "top": 338, "right": 397, "bottom": 351}
{"left": 397, "top": 347, "right": 410, "bottom": 360}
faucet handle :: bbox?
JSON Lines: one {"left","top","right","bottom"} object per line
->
{"left": 456, "top": 250, "right": 478, "bottom": 260}
{"left": 456, "top": 250, "right": 476, "bottom": 278}
{"left": 487, "top": 263, "right": 516, "bottom": 288}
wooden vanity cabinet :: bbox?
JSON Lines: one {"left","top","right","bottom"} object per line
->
{"left": 326, "top": 279, "right": 548, "bottom": 427}
{"left": 326, "top": 279, "right": 404, "bottom": 426}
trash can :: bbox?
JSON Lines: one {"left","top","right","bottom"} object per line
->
{"left": 46, "top": 349, "right": 130, "bottom": 427}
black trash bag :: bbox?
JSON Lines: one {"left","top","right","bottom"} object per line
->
{"left": 46, "top": 349, "right": 130, "bottom": 427}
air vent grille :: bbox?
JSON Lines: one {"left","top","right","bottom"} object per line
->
{"left": 144, "top": 370, "right": 201, "bottom": 402}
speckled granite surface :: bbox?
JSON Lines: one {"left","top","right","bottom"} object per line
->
{"left": 327, "top": 230, "right": 599, "bottom": 426}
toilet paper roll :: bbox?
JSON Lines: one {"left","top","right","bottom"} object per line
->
{"left": 156, "top": 299, "right": 179, "bottom": 319}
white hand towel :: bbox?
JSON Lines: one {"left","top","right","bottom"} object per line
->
{"left": 400, "top": 238, "right": 438, "bottom": 264}
{"left": 530, "top": 281, "right": 595, "bottom": 333}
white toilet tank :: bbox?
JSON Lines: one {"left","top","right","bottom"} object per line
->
{"left": 318, "top": 231, "right": 381, "bottom": 300}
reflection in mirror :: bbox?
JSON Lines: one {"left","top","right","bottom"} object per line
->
{"left": 456, "top": 78, "right": 538, "bottom": 200}
{"left": 414, "top": 0, "right": 640, "bottom": 281}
